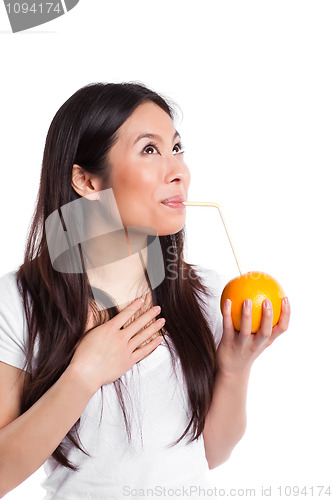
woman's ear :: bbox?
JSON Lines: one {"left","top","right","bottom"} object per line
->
{"left": 71, "top": 164, "right": 101, "bottom": 200}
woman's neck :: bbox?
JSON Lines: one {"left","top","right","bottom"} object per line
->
{"left": 85, "top": 239, "right": 149, "bottom": 310}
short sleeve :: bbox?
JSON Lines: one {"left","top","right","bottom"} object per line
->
{"left": 0, "top": 271, "right": 29, "bottom": 372}
{"left": 195, "top": 266, "right": 226, "bottom": 348}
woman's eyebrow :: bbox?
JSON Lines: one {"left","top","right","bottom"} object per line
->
{"left": 133, "top": 130, "right": 180, "bottom": 145}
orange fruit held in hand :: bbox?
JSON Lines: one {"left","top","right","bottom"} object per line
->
{"left": 220, "top": 271, "right": 286, "bottom": 333}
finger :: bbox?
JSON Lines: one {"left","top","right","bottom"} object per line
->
{"left": 110, "top": 296, "right": 146, "bottom": 330}
{"left": 275, "top": 297, "right": 291, "bottom": 333}
{"left": 129, "top": 317, "right": 165, "bottom": 350}
{"left": 85, "top": 306, "right": 95, "bottom": 332}
{"left": 239, "top": 299, "right": 253, "bottom": 340}
{"left": 268, "top": 297, "right": 291, "bottom": 343}
{"left": 124, "top": 305, "right": 162, "bottom": 340}
{"left": 131, "top": 329, "right": 165, "bottom": 362}
{"left": 222, "top": 299, "right": 235, "bottom": 340}
{"left": 255, "top": 298, "right": 273, "bottom": 343}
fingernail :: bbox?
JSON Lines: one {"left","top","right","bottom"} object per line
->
{"left": 137, "top": 297, "right": 145, "bottom": 304}
{"left": 264, "top": 299, "right": 271, "bottom": 309}
{"left": 244, "top": 299, "right": 251, "bottom": 308}
{"left": 225, "top": 299, "right": 231, "bottom": 310}
{"left": 283, "top": 297, "right": 289, "bottom": 306}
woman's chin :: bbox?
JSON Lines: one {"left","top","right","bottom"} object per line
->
{"left": 156, "top": 221, "right": 185, "bottom": 236}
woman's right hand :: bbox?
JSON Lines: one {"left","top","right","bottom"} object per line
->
{"left": 69, "top": 297, "right": 165, "bottom": 391}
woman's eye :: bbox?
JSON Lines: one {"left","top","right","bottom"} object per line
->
{"left": 143, "top": 143, "right": 158, "bottom": 154}
{"left": 142, "top": 142, "right": 185, "bottom": 155}
{"left": 173, "top": 142, "right": 185, "bottom": 154}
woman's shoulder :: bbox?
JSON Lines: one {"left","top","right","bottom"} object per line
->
{"left": 0, "top": 267, "right": 19, "bottom": 293}
{"left": 0, "top": 268, "right": 27, "bottom": 332}
{"left": 193, "top": 264, "right": 225, "bottom": 297}
{"left": 0, "top": 268, "right": 22, "bottom": 306}
{"left": 0, "top": 268, "right": 30, "bottom": 372}
{"left": 192, "top": 265, "right": 225, "bottom": 347}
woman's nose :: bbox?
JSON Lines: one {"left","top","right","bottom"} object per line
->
{"left": 165, "top": 155, "right": 189, "bottom": 183}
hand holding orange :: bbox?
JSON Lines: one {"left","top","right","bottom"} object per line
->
{"left": 220, "top": 271, "right": 286, "bottom": 333}
{"left": 182, "top": 201, "right": 288, "bottom": 336}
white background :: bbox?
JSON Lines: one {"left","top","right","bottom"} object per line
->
{"left": 1, "top": 1, "right": 332, "bottom": 498}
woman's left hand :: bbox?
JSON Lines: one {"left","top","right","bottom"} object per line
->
{"left": 216, "top": 297, "right": 291, "bottom": 377}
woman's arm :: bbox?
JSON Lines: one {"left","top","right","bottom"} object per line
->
{"left": 0, "top": 364, "right": 97, "bottom": 498}
{"left": 0, "top": 297, "right": 164, "bottom": 497}
{"left": 203, "top": 296, "right": 290, "bottom": 470}
{"left": 203, "top": 367, "right": 250, "bottom": 469}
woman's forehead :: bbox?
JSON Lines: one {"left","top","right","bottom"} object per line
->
{"left": 116, "top": 102, "right": 175, "bottom": 143}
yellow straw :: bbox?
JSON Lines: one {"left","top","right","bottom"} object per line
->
{"left": 183, "top": 201, "right": 243, "bottom": 276}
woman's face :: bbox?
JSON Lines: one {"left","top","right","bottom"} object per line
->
{"left": 106, "top": 101, "right": 191, "bottom": 236}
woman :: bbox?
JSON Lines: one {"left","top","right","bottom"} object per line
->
{"left": 0, "top": 82, "right": 290, "bottom": 499}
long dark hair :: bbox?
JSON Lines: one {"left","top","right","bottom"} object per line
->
{"left": 15, "top": 81, "right": 218, "bottom": 471}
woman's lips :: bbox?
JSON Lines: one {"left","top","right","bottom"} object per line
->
{"left": 161, "top": 201, "right": 185, "bottom": 209}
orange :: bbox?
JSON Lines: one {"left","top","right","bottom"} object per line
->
{"left": 220, "top": 271, "right": 286, "bottom": 333}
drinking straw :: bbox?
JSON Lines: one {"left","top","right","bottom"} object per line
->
{"left": 183, "top": 202, "right": 243, "bottom": 276}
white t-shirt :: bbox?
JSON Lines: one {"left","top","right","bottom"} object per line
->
{"left": 0, "top": 265, "right": 225, "bottom": 500}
